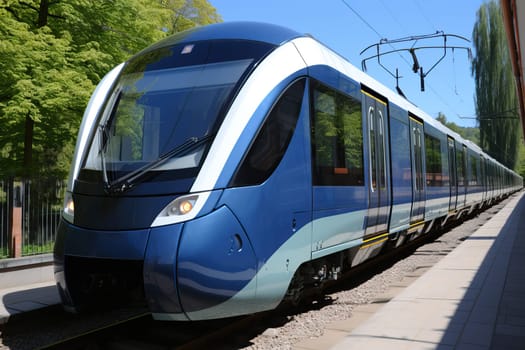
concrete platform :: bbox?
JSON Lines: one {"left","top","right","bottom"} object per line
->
{"left": 0, "top": 255, "right": 59, "bottom": 325}
{"left": 295, "top": 191, "right": 525, "bottom": 350}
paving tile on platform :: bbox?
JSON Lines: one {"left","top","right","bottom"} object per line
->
{"left": 293, "top": 329, "right": 347, "bottom": 350}
{"left": 331, "top": 334, "right": 417, "bottom": 350}
{"left": 414, "top": 326, "right": 462, "bottom": 346}
{"left": 458, "top": 322, "right": 493, "bottom": 347}
{"left": 491, "top": 333, "right": 525, "bottom": 350}
{"left": 467, "top": 306, "right": 498, "bottom": 325}
{"left": 398, "top": 270, "right": 479, "bottom": 301}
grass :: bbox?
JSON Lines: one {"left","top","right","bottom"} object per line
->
{"left": 22, "top": 241, "right": 55, "bottom": 256}
{"left": 0, "top": 241, "right": 55, "bottom": 259}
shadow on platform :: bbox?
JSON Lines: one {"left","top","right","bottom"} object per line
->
{"left": 1, "top": 283, "right": 59, "bottom": 324}
{"left": 441, "top": 192, "right": 525, "bottom": 349}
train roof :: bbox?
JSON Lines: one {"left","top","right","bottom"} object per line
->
{"left": 136, "top": 22, "right": 304, "bottom": 56}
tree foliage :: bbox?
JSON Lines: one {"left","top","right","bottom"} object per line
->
{"left": 313, "top": 89, "right": 363, "bottom": 170}
{"left": 436, "top": 112, "right": 480, "bottom": 146}
{"left": 516, "top": 137, "right": 525, "bottom": 178}
{"left": 0, "top": 0, "right": 221, "bottom": 179}
{"left": 471, "top": 0, "right": 521, "bottom": 169}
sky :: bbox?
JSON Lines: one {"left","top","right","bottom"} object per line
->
{"left": 208, "top": 0, "right": 489, "bottom": 128}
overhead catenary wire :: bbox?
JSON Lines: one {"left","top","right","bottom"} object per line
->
{"left": 412, "top": 0, "right": 438, "bottom": 32}
{"left": 410, "top": 0, "right": 472, "bottom": 109}
{"left": 340, "top": 0, "right": 383, "bottom": 40}
{"left": 340, "top": 0, "right": 474, "bottom": 125}
{"left": 360, "top": 33, "right": 472, "bottom": 94}
{"left": 379, "top": 0, "right": 408, "bottom": 33}
{"left": 339, "top": 0, "right": 414, "bottom": 79}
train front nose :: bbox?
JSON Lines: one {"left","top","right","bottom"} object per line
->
{"left": 54, "top": 217, "right": 187, "bottom": 315}
{"left": 54, "top": 219, "right": 151, "bottom": 312}
{"left": 145, "top": 205, "right": 258, "bottom": 321}
{"left": 142, "top": 223, "right": 185, "bottom": 317}
{"left": 55, "top": 204, "right": 258, "bottom": 320}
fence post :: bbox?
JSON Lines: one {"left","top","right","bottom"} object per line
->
{"left": 10, "top": 181, "right": 22, "bottom": 258}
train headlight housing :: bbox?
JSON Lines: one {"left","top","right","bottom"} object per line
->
{"left": 63, "top": 192, "right": 75, "bottom": 223}
{"left": 152, "top": 192, "right": 211, "bottom": 227}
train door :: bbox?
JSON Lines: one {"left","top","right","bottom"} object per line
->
{"left": 456, "top": 144, "right": 467, "bottom": 208}
{"left": 480, "top": 156, "right": 486, "bottom": 204}
{"left": 409, "top": 116, "right": 425, "bottom": 223}
{"left": 448, "top": 137, "right": 457, "bottom": 211}
{"left": 364, "top": 93, "right": 390, "bottom": 238}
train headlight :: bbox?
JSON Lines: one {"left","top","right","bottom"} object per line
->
{"left": 167, "top": 196, "right": 197, "bottom": 216}
{"left": 177, "top": 199, "right": 194, "bottom": 215}
{"left": 152, "top": 192, "right": 211, "bottom": 227}
{"left": 63, "top": 192, "right": 75, "bottom": 223}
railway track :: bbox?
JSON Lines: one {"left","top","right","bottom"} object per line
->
{"left": 39, "top": 309, "right": 275, "bottom": 350}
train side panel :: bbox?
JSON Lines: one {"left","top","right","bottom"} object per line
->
{"left": 308, "top": 65, "right": 368, "bottom": 257}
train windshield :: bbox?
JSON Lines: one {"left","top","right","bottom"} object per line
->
{"left": 81, "top": 40, "right": 274, "bottom": 193}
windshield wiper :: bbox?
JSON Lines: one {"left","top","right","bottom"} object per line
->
{"left": 99, "top": 123, "right": 111, "bottom": 189}
{"left": 104, "top": 135, "right": 213, "bottom": 194}
{"left": 99, "top": 93, "right": 121, "bottom": 190}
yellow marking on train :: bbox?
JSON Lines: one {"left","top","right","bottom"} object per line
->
{"left": 361, "top": 90, "right": 387, "bottom": 105}
{"left": 360, "top": 237, "right": 389, "bottom": 249}
{"left": 409, "top": 116, "right": 423, "bottom": 124}
{"left": 362, "top": 232, "right": 389, "bottom": 243}
{"left": 409, "top": 221, "right": 425, "bottom": 228}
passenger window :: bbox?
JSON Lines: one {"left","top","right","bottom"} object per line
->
{"left": 457, "top": 146, "right": 467, "bottom": 187}
{"left": 424, "top": 134, "right": 443, "bottom": 186}
{"left": 469, "top": 154, "right": 479, "bottom": 186}
{"left": 230, "top": 78, "right": 306, "bottom": 186}
{"left": 311, "top": 82, "right": 364, "bottom": 186}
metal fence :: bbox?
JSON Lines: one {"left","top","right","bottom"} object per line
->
{"left": 0, "top": 179, "right": 10, "bottom": 258}
{"left": 0, "top": 178, "right": 66, "bottom": 258}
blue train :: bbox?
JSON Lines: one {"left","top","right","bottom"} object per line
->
{"left": 54, "top": 22, "right": 522, "bottom": 321}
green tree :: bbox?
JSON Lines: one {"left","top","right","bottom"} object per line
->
{"left": 471, "top": 0, "right": 520, "bottom": 169}
{"left": 0, "top": 0, "right": 221, "bottom": 179}
{"left": 164, "top": 0, "right": 222, "bottom": 34}
{"left": 516, "top": 137, "right": 525, "bottom": 178}
{"left": 435, "top": 112, "right": 480, "bottom": 146}
{"left": 0, "top": 9, "right": 100, "bottom": 178}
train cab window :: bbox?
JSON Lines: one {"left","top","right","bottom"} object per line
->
{"left": 311, "top": 82, "right": 364, "bottom": 186}
{"left": 230, "top": 78, "right": 306, "bottom": 187}
{"left": 424, "top": 134, "right": 443, "bottom": 186}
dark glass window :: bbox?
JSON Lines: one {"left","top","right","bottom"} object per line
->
{"left": 448, "top": 138, "right": 456, "bottom": 188}
{"left": 469, "top": 154, "right": 479, "bottom": 186}
{"left": 390, "top": 119, "right": 412, "bottom": 192}
{"left": 457, "top": 146, "right": 466, "bottom": 187}
{"left": 369, "top": 108, "right": 377, "bottom": 190}
{"left": 230, "top": 78, "right": 306, "bottom": 186}
{"left": 81, "top": 40, "right": 276, "bottom": 192}
{"left": 312, "top": 82, "right": 364, "bottom": 186}
{"left": 424, "top": 134, "right": 443, "bottom": 187}
{"left": 411, "top": 121, "right": 424, "bottom": 191}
